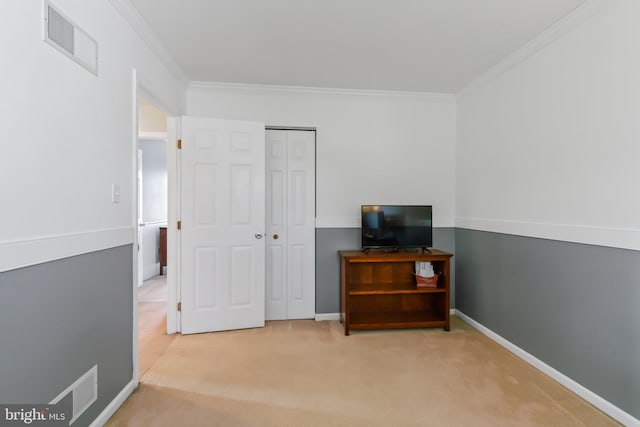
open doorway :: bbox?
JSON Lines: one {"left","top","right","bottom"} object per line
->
{"left": 136, "top": 96, "right": 174, "bottom": 377}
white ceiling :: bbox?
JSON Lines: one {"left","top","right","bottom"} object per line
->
{"left": 130, "top": 0, "right": 587, "bottom": 93}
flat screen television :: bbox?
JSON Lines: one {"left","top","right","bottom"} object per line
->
{"left": 361, "top": 205, "right": 433, "bottom": 250}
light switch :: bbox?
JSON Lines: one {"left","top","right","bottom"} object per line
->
{"left": 112, "top": 184, "right": 120, "bottom": 203}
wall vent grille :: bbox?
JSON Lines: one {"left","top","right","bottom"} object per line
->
{"left": 49, "top": 365, "right": 98, "bottom": 425}
{"left": 44, "top": 1, "right": 98, "bottom": 75}
{"left": 71, "top": 365, "right": 98, "bottom": 424}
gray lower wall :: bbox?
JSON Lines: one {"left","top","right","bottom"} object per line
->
{"left": 0, "top": 245, "right": 134, "bottom": 427}
{"left": 5, "top": 231, "right": 634, "bottom": 421}
{"left": 315, "top": 227, "right": 456, "bottom": 313}
{"left": 455, "top": 228, "right": 640, "bottom": 419}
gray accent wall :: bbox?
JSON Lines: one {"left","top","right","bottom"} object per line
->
{"left": 316, "top": 227, "right": 456, "bottom": 314}
{"left": 139, "top": 139, "right": 168, "bottom": 225}
{"left": 0, "top": 245, "right": 134, "bottom": 427}
{"left": 455, "top": 229, "right": 640, "bottom": 419}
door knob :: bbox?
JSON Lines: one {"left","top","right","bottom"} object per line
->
{"left": 273, "top": 234, "right": 279, "bottom": 240}
{"left": 255, "top": 233, "right": 263, "bottom": 239}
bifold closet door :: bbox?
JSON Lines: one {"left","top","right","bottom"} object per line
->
{"left": 266, "top": 130, "right": 315, "bottom": 320}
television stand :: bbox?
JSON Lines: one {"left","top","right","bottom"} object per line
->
{"left": 421, "top": 247, "right": 432, "bottom": 254}
{"left": 339, "top": 249, "right": 453, "bottom": 335}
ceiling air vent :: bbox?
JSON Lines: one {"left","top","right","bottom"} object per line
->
{"left": 44, "top": 1, "right": 98, "bottom": 75}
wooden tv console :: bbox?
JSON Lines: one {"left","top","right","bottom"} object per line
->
{"left": 339, "top": 249, "right": 453, "bottom": 335}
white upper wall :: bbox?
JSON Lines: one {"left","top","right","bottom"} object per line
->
{"left": 456, "top": 0, "right": 640, "bottom": 250}
{"left": 0, "top": 0, "right": 186, "bottom": 271}
{"left": 139, "top": 103, "right": 168, "bottom": 134}
{"left": 187, "top": 84, "right": 457, "bottom": 228}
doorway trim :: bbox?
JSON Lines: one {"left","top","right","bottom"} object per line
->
{"left": 131, "top": 69, "right": 180, "bottom": 385}
{"left": 166, "top": 117, "right": 180, "bottom": 334}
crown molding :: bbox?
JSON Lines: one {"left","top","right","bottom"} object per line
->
{"left": 457, "top": 0, "right": 612, "bottom": 99}
{"left": 108, "top": 0, "right": 189, "bottom": 86}
{"left": 189, "top": 81, "right": 456, "bottom": 101}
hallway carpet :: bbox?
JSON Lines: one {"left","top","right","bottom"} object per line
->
{"left": 137, "top": 276, "right": 175, "bottom": 377}
{"left": 108, "top": 317, "right": 618, "bottom": 426}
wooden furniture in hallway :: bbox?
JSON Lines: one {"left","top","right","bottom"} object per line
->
{"left": 339, "top": 249, "right": 453, "bottom": 335}
{"left": 159, "top": 226, "right": 167, "bottom": 275}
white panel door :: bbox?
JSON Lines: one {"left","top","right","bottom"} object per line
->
{"left": 265, "top": 131, "right": 287, "bottom": 320}
{"left": 181, "top": 116, "right": 266, "bottom": 334}
{"left": 266, "top": 130, "right": 315, "bottom": 320}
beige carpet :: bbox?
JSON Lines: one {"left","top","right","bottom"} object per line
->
{"left": 138, "top": 275, "right": 168, "bottom": 302}
{"left": 109, "top": 317, "right": 618, "bottom": 426}
{"left": 137, "top": 276, "right": 176, "bottom": 377}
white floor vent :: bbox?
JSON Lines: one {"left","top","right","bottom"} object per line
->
{"left": 44, "top": 1, "right": 98, "bottom": 75}
{"left": 50, "top": 365, "right": 98, "bottom": 425}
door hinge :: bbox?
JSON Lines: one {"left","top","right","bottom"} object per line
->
{"left": 177, "top": 139, "right": 182, "bottom": 149}
{"left": 177, "top": 302, "right": 182, "bottom": 312}
{"left": 177, "top": 220, "right": 182, "bottom": 230}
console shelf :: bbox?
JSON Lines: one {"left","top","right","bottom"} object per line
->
{"left": 349, "top": 284, "right": 445, "bottom": 295}
{"left": 339, "top": 249, "right": 453, "bottom": 335}
{"left": 349, "top": 310, "right": 446, "bottom": 330}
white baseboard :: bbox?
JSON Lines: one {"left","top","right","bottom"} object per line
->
{"left": 455, "top": 310, "right": 640, "bottom": 427}
{"left": 315, "top": 313, "right": 340, "bottom": 321}
{"left": 450, "top": 308, "right": 456, "bottom": 315}
{"left": 89, "top": 378, "right": 137, "bottom": 427}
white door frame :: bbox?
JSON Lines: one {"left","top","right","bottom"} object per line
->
{"left": 131, "top": 70, "right": 181, "bottom": 388}
{"left": 136, "top": 148, "right": 144, "bottom": 288}
{"left": 166, "top": 117, "right": 180, "bottom": 334}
